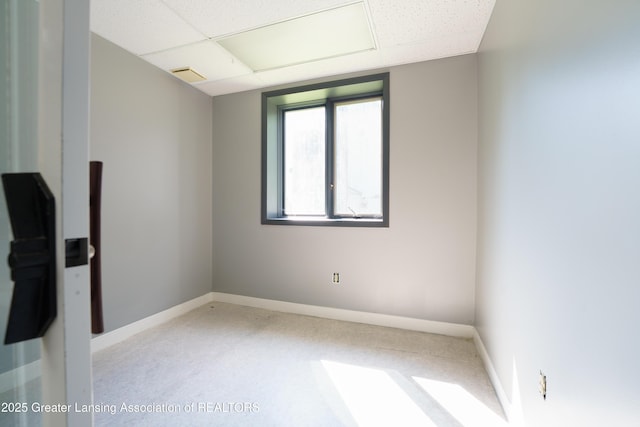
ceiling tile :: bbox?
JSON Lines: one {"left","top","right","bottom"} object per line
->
{"left": 196, "top": 74, "right": 266, "bottom": 97}
{"left": 141, "top": 40, "right": 253, "bottom": 83}
{"left": 161, "top": 0, "right": 353, "bottom": 38}
{"left": 254, "top": 49, "right": 384, "bottom": 89}
{"left": 368, "top": 0, "right": 495, "bottom": 48}
{"left": 90, "top": 0, "right": 497, "bottom": 96}
{"left": 376, "top": 35, "right": 480, "bottom": 67}
{"left": 216, "top": 3, "right": 375, "bottom": 72}
{"left": 91, "top": 0, "right": 206, "bottom": 55}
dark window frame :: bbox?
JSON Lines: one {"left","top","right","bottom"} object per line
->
{"left": 261, "top": 73, "right": 390, "bottom": 227}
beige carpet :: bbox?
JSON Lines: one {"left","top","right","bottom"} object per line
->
{"left": 92, "top": 302, "right": 506, "bottom": 426}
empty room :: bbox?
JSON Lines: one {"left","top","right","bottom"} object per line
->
{"left": 1, "top": 1, "right": 638, "bottom": 426}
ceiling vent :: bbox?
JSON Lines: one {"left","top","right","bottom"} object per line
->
{"left": 171, "top": 67, "right": 206, "bottom": 83}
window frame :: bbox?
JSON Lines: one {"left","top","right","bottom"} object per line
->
{"left": 262, "top": 73, "right": 389, "bottom": 227}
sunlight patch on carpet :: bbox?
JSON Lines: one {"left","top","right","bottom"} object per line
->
{"left": 321, "top": 360, "right": 437, "bottom": 427}
{"left": 413, "top": 377, "right": 508, "bottom": 427}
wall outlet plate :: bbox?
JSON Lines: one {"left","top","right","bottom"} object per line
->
{"left": 539, "top": 371, "right": 547, "bottom": 400}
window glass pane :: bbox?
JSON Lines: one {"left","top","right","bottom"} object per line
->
{"left": 334, "top": 98, "right": 382, "bottom": 217}
{"left": 284, "top": 106, "right": 326, "bottom": 215}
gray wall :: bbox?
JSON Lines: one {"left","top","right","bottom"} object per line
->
{"left": 212, "top": 55, "right": 477, "bottom": 325}
{"left": 476, "top": 1, "right": 640, "bottom": 426}
{"left": 90, "top": 34, "right": 213, "bottom": 332}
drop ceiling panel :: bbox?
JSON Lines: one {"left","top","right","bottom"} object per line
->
{"left": 162, "top": 0, "right": 352, "bottom": 38}
{"left": 91, "top": 0, "right": 206, "bottom": 55}
{"left": 142, "top": 40, "right": 253, "bottom": 83}
{"left": 90, "top": 0, "right": 496, "bottom": 96}
{"left": 196, "top": 74, "right": 266, "bottom": 97}
{"left": 368, "top": 0, "right": 495, "bottom": 48}
{"left": 216, "top": 3, "right": 375, "bottom": 72}
{"left": 253, "top": 49, "right": 384, "bottom": 89}
{"left": 376, "top": 34, "right": 481, "bottom": 66}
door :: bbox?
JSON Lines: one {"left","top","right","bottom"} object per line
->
{"left": 1, "top": 1, "right": 43, "bottom": 426}
{"left": 1, "top": 1, "right": 92, "bottom": 426}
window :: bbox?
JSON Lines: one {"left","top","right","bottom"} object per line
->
{"left": 262, "top": 73, "right": 389, "bottom": 227}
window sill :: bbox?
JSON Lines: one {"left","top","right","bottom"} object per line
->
{"left": 262, "top": 216, "right": 388, "bottom": 228}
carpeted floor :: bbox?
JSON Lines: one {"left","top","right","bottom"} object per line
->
{"left": 92, "top": 302, "right": 506, "bottom": 426}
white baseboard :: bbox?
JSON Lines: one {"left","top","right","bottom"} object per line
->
{"left": 0, "top": 360, "right": 41, "bottom": 394}
{"left": 91, "top": 293, "right": 214, "bottom": 353}
{"left": 473, "top": 329, "right": 514, "bottom": 425}
{"left": 91, "top": 290, "right": 475, "bottom": 355}
{"left": 210, "top": 292, "right": 475, "bottom": 338}
{"left": 91, "top": 291, "right": 475, "bottom": 354}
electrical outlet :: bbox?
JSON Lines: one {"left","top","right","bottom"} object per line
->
{"left": 332, "top": 272, "right": 340, "bottom": 284}
{"left": 539, "top": 371, "right": 547, "bottom": 400}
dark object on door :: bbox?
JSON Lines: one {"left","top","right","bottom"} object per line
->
{"left": 90, "top": 161, "right": 104, "bottom": 333}
{"left": 1, "top": 173, "right": 57, "bottom": 344}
